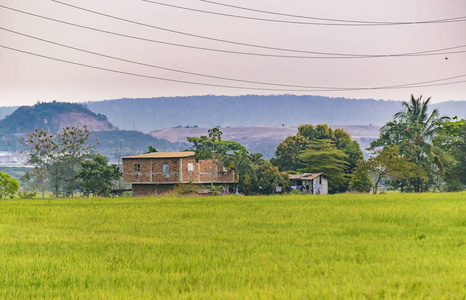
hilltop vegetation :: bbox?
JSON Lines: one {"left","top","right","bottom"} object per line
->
{"left": 0, "top": 106, "right": 18, "bottom": 121}
{"left": 90, "top": 130, "right": 187, "bottom": 160}
{"left": 85, "top": 95, "right": 466, "bottom": 132}
{"left": 0, "top": 101, "right": 115, "bottom": 135}
{"left": 151, "top": 125, "right": 381, "bottom": 159}
{"left": 0, "top": 102, "right": 183, "bottom": 156}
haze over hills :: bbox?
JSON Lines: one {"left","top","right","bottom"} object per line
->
{"left": 0, "top": 102, "right": 184, "bottom": 158}
{"left": 0, "top": 101, "right": 117, "bottom": 135}
{"left": 0, "top": 106, "right": 18, "bottom": 121}
{"left": 151, "top": 125, "right": 381, "bottom": 158}
{"left": 3, "top": 95, "right": 465, "bottom": 133}
{"left": 1, "top": 95, "right": 465, "bottom": 161}
{"left": 84, "top": 95, "right": 466, "bottom": 132}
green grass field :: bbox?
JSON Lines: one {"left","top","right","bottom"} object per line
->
{"left": 0, "top": 193, "right": 465, "bottom": 299}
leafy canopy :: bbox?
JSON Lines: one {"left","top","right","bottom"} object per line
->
{"left": 21, "top": 126, "right": 96, "bottom": 197}
{"left": 0, "top": 172, "right": 20, "bottom": 199}
{"left": 298, "top": 140, "right": 350, "bottom": 194}
{"left": 272, "top": 124, "right": 363, "bottom": 194}
{"left": 370, "top": 95, "right": 452, "bottom": 192}
{"left": 76, "top": 155, "right": 121, "bottom": 197}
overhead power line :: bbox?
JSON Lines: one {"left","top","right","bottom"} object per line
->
{"left": 0, "top": 44, "right": 310, "bottom": 91}
{"left": 0, "top": 26, "right": 346, "bottom": 89}
{"left": 3, "top": 4, "right": 466, "bottom": 60}
{"left": 198, "top": 0, "right": 466, "bottom": 26}
{"left": 44, "top": 2, "right": 466, "bottom": 59}
{"left": 2, "top": 43, "right": 466, "bottom": 92}
{"left": 5, "top": 26, "right": 466, "bottom": 90}
{"left": 143, "top": 0, "right": 466, "bottom": 26}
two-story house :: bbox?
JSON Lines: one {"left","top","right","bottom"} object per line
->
{"left": 122, "top": 151, "right": 236, "bottom": 196}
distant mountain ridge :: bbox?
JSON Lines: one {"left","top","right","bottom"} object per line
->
{"left": 0, "top": 106, "right": 18, "bottom": 121}
{"left": 150, "top": 125, "right": 381, "bottom": 158}
{"left": 0, "top": 102, "right": 184, "bottom": 158}
{"left": 2, "top": 95, "right": 464, "bottom": 161}
{"left": 2, "top": 96, "right": 465, "bottom": 133}
{"left": 85, "top": 95, "right": 466, "bottom": 132}
{"left": 0, "top": 101, "right": 117, "bottom": 135}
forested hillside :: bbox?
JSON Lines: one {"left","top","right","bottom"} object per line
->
{"left": 90, "top": 131, "right": 188, "bottom": 161}
{"left": 2, "top": 96, "right": 464, "bottom": 133}
{"left": 0, "top": 101, "right": 116, "bottom": 135}
{"left": 0, "top": 102, "right": 184, "bottom": 157}
{"left": 85, "top": 95, "right": 466, "bottom": 132}
{"left": 0, "top": 106, "right": 18, "bottom": 120}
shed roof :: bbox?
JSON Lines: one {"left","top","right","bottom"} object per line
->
{"left": 289, "top": 173, "right": 324, "bottom": 180}
{"left": 123, "top": 151, "right": 195, "bottom": 159}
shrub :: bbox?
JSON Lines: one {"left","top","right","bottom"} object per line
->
{"left": 290, "top": 189, "right": 302, "bottom": 195}
{"left": 18, "top": 191, "right": 37, "bottom": 199}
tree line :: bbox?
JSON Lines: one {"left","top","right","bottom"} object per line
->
{"left": 1, "top": 94, "right": 464, "bottom": 198}
{"left": 187, "top": 128, "right": 289, "bottom": 195}
{"left": 360, "top": 95, "right": 466, "bottom": 193}
{"left": 18, "top": 126, "right": 121, "bottom": 198}
{"left": 189, "top": 95, "right": 466, "bottom": 195}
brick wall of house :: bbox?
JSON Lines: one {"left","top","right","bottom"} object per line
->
{"left": 132, "top": 184, "right": 174, "bottom": 197}
{"left": 123, "top": 156, "right": 235, "bottom": 185}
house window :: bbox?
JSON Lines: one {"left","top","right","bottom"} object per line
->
{"left": 133, "top": 164, "right": 141, "bottom": 172}
{"left": 187, "top": 163, "right": 194, "bottom": 173}
{"left": 162, "top": 164, "right": 169, "bottom": 173}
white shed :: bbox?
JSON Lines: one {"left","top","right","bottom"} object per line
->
{"left": 289, "top": 173, "right": 328, "bottom": 195}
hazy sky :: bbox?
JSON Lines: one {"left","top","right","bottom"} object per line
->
{"left": 1, "top": 0, "right": 465, "bottom": 106}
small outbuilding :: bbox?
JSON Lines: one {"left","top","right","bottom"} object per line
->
{"left": 289, "top": 173, "right": 328, "bottom": 195}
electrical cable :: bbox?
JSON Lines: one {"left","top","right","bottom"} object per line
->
{"left": 3, "top": 26, "right": 466, "bottom": 90}
{"left": 0, "top": 44, "right": 313, "bottom": 91}
{"left": 44, "top": 2, "right": 466, "bottom": 58}
{"left": 199, "top": 0, "right": 466, "bottom": 25}
{"left": 2, "top": 44, "right": 466, "bottom": 92}
{"left": 142, "top": 0, "right": 466, "bottom": 26}
{"left": 0, "top": 26, "right": 349, "bottom": 89}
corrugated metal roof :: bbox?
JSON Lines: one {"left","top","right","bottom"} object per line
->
{"left": 123, "top": 151, "right": 195, "bottom": 159}
{"left": 289, "top": 173, "right": 324, "bottom": 180}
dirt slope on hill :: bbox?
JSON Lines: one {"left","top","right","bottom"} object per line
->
{"left": 0, "top": 102, "right": 118, "bottom": 135}
{"left": 51, "top": 112, "right": 117, "bottom": 132}
{"left": 150, "top": 125, "right": 380, "bottom": 158}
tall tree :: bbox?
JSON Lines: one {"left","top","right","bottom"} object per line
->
{"left": 76, "top": 155, "right": 122, "bottom": 197}
{"left": 225, "top": 149, "right": 252, "bottom": 193}
{"left": 144, "top": 145, "right": 158, "bottom": 154}
{"left": 248, "top": 152, "right": 264, "bottom": 170}
{"left": 433, "top": 118, "right": 466, "bottom": 190}
{"left": 298, "top": 140, "right": 350, "bottom": 194}
{"left": 349, "top": 163, "right": 372, "bottom": 193}
{"left": 272, "top": 124, "right": 363, "bottom": 193}
{"left": 56, "top": 127, "right": 95, "bottom": 197}
{"left": 187, "top": 128, "right": 246, "bottom": 188}
{"left": 21, "top": 126, "right": 95, "bottom": 197}
{"left": 363, "top": 146, "right": 423, "bottom": 194}
{"left": 247, "top": 162, "right": 289, "bottom": 195}
{"left": 20, "top": 128, "right": 56, "bottom": 198}
{"left": 370, "top": 95, "right": 452, "bottom": 192}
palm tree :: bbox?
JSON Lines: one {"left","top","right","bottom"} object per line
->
{"left": 391, "top": 95, "right": 452, "bottom": 191}
{"left": 227, "top": 150, "right": 252, "bottom": 193}
{"left": 394, "top": 95, "right": 449, "bottom": 138}
{"left": 248, "top": 152, "right": 264, "bottom": 170}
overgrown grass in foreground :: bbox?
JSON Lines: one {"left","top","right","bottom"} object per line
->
{"left": 0, "top": 193, "right": 465, "bottom": 298}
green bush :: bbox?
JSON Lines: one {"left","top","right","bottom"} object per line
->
{"left": 17, "top": 191, "right": 37, "bottom": 199}
{"left": 290, "top": 189, "right": 302, "bottom": 195}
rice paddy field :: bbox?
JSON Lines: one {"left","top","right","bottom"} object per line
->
{"left": 0, "top": 192, "right": 465, "bottom": 299}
